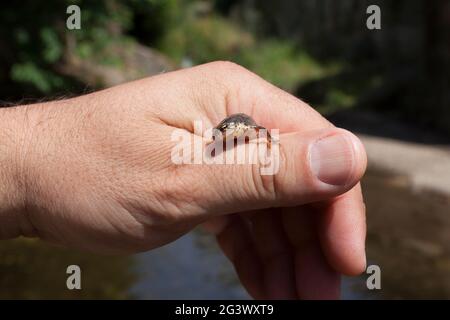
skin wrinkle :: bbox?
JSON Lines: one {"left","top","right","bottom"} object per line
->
{"left": 148, "top": 167, "right": 208, "bottom": 223}
{"left": 270, "top": 141, "right": 291, "bottom": 203}
{"left": 190, "top": 78, "right": 221, "bottom": 122}
{"left": 192, "top": 166, "right": 225, "bottom": 214}
{"left": 250, "top": 147, "right": 277, "bottom": 202}
{"left": 148, "top": 77, "right": 203, "bottom": 132}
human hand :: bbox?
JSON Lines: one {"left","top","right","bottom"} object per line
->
{"left": 0, "top": 61, "right": 367, "bottom": 299}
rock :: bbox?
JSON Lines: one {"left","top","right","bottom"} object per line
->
{"left": 58, "top": 39, "right": 176, "bottom": 88}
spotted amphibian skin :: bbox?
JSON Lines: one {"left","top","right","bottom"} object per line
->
{"left": 214, "top": 113, "right": 272, "bottom": 147}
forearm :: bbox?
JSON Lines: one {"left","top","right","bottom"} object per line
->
{"left": 0, "top": 106, "right": 29, "bottom": 238}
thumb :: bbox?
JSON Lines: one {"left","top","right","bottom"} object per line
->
{"left": 178, "top": 128, "right": 367, "bottom": 216}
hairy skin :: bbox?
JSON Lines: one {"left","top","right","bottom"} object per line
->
{"left": 0, "top": 61, "right": 367, "bottom": 299}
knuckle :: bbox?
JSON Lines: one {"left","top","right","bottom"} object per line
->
{"left": 272, "top": 143, "right": 292, "bottom": 201}
{"left": 210, "top": 60, "right": 247, "bottom": 73}
{"left": 243, "top": 147, "right": 277, "bottom": 202}
{"left": 251, "top": 163, "right": 276, "bottom": 201}
{"left": 150, "top": 167, "right": 204, "bottom": 224}
{"left": 208, "top": 61, "right": 254, "bottom": 83}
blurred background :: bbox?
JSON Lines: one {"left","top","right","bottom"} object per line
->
{"left": 0, "top": 0, "right": 449, "bottom": 299}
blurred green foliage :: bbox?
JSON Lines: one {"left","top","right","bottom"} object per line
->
{"left": 1, "top": 0, "right": 138, "bottom": 95}
{"left": 156, "top": 3, "right": 338, "bottom": 92}
{"left": 0, "top": 0, "right": 335, "bottom": 96}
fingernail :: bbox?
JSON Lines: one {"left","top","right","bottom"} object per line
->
{"left": 310, "top": 133, "right": 355, "bottom": 185}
